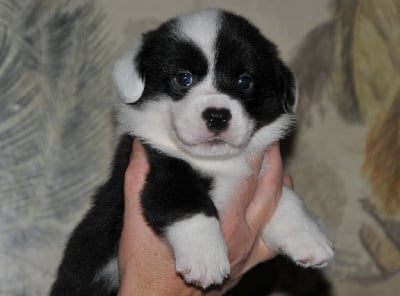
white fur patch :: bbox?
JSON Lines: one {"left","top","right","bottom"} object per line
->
{"left": 177, "top": 8, "right": 220, "bottom": 68}
{"left": 93, "top": 256, "right": 119, "bottom": 291}
{"left": 113, "top": 39, "right": 145, "bottom": 104}
{"left": 116, "top": 99, "right": 176, "bottom": 153}
{"left": 246, "top": 114, "right": 296, "bottom": 155}
{"left": 171, "top": 92, "right": 255, "bottom": 158}
{"left": 166, "top": 214, "right": 230, "bottom": 289}
{"left": 177, "top": 9, "right": 220, "bottom": 106}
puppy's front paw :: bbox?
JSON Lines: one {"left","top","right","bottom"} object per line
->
{"left": 264, "top": 219, "right": 334, "bottom": 268}
{"left": 166, "top": 214, "right": 230, "bottom": 289}
{"left": 262, "top": 187, "right": 334, "bottom": 268}
{"left": 280, "top": 226, "right": 334, "bottom": 268}
{"left": 175, "top": 241, "right": 230, "bottom": 289}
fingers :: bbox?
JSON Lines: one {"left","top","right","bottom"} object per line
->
{"left": 247, "top": 151, "right": 264, "bottom": 176}
{"left": 283, "top": 175, "right": 294, "bottom": 189}
{"left": 120, "top": 139, "right": 151, "bottom": 277}
{"left": 123, "top": 139, "right": 151, "bottom": 230}
{"left": 120, "top": 139, "right": 163, "bottom": 267}
{"left": 119, "top": 140, "right": 180, "bottom": 292}
{"left": 245, "top": 143, "right": 283, "bottom": 231}
{"left": 124, "top": 139, "right": 150, "bottom": 208}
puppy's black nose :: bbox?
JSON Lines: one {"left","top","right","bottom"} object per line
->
{"left": 202, "top": 107, "right": 232, "bottom": 132}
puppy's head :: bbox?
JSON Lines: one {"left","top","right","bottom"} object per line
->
{"left": 114, "top": 9, "right": 297, "bottom": 159}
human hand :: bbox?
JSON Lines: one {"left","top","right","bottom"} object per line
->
{"left": 209, "top": 142, "right": 293, "bottom": 294}
{"left": 118, "top": 139, "right": 292, "bottom": 295}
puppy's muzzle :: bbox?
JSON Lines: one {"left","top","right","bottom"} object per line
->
{"left": 202, "top": 107, "right": 232, "bottom": 132}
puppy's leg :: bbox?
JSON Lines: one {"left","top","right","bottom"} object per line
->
{"left": 262, "top": 186, "right": 334, "bottom": 267}
{"left": 165, "top": 213, "right": 230, "bottom": 289}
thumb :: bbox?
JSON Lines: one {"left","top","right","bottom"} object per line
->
{"left": 124, "top": 139, "right": 150, "bottom": 220}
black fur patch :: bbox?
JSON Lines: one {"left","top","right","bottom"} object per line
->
{"left": 215, "top": 11, "right": 296, "bottom": 129}
{"left": 135, "top": 19, "right": 209, "bottom": 103}
{"left": 142, "top": 145, "right": 216, "bottom": 234}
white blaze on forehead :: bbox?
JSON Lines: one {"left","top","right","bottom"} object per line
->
{"left": 177, "top": 8, "right": 220, "bottom": 69}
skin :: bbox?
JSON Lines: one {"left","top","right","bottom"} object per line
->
{"left": 118, "top": 139, "right": 293, "bottom": 296}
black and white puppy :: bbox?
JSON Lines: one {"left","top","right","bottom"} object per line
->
{"left": 51, "top": 8, "right": 334, "bottom": 295}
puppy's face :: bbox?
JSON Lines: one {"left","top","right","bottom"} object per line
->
{"left": 114, "top": 9, "right": 297, "bottom": 159}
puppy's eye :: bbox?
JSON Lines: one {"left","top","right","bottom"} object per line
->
{"left": 175, "top": 71, "right": 193, "bottom": 87}
{"left": 237, "top": 74, "right": 253, "bottom": 90}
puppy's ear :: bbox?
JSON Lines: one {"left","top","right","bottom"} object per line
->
{"left": 278, "top": 62, "right": 298, "bottom": 114}
{"left": 113, "top": 39, "right": 145, "bottom": 104}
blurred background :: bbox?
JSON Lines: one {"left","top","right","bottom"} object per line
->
{"left": 1, "top": 0, "right": 399, "bottom": 295}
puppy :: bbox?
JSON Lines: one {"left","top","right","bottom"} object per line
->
{"left": 51, "top": 8, "right": 334, "bottom": 295}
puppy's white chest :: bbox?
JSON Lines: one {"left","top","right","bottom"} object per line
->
{"left": 195, "top": 158, "right": 252, "bottom": 211}
{"left": 210, "top": 174, "right": 242, "bottom": 211}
